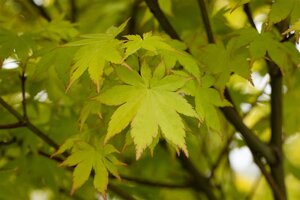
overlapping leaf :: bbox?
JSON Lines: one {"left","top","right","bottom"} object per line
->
{"left": 123, "top": 32, "right": 201, "bottom": 77}
{"left": 65, "top": 21, "right": 128, "bottom": 91}
{"left": 184, "top": 75, "right": 231, "bottom": 132}
{"left": 96, "top": 65, "right": 198, "bottom": 159}
{"left": 53, "top": 140, "right": 120, "bottom": 195}
{"left": 198, "top": 43, "right": 250, "bottom": 90}
{"left": 230, "top": 28, "right": 298, "bottom": 75}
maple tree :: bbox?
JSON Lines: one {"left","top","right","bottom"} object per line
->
{"left": 1, "top": 0, "right": 300, "bottom": 199}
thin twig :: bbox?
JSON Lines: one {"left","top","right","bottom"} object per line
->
{"left": 244, "top": 176, "right": 261, "bottom": 200}
{"left": 70, "top": 0, "right": 77, "bottom": 22}
{"left": 144, "top": 0, "right": 181, "bottom": 40}
{"left": 243, "top": 4, "right": 286, "bottom": 199}
{"left": 197, "top": 0, "right": 215, "bottom": 43}
{"left": 0, "top": 97, "right": 59, "bottom": 149}
{"left": 243, "top": 4, "right": 256, "bottom": 28}
{"left": 0, "top": 122, "right": 26, "bottom": 129}
{"left": 27, "top": 0, "right": 51, "bottom": 21}
{"left": 20, "top": 70, "right": 27, "bottom": 119}
{"left": 253, "top": 157, "right": 285, "bottom": 200}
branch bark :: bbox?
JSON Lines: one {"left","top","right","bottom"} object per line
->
{"left": 268, "top": 62, "right": 286, "bottom": 199}
{"left": 0, "top": 122, "right": 26, "bottom": 129}
{"left": 243, "top": 4, "right": 286, "bottom": 199}
{"left": 0, "top": 97, "right": 59, "bottom": 149}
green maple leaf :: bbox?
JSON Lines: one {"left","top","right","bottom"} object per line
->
{"left": 185, "top": 75, "right": 231, "bottom": 132}
{"left": 268, "top": 0, "right": 294, "bottom": 24}
{"left": 230, "top": 28, "right": 297, "bottom": 75}
{"left": 65, "top": 20, "right": 129, "bottom": 91}
{"left": 123, "top": 32, "right": 201, "bottom": 77}
{"left": 198, "top": 43, "right": 250, "bottom": 91}
{"left": 53, "top": 140, "right": 120, "bottom": 195}
{"left": 96, "top": 65, "right": 198, "bottom": 159}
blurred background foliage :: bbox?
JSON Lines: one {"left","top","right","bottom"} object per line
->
{"left": 0, "top": 0, "right": 300, "bottom": 199}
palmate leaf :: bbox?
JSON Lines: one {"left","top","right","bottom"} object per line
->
{"left": 268, "top": 0, "right": 294, "bottom": 24}
{"left": 53, "top": 140, "right": 120, "bottom": 195}
{"left": 123, "top": 32, "right": 201, "bottom": 77}
{"left": 65, "top": 21, "right": 129, "bottom": 91}
{"left": 189, "top": 75, "right": 231, "bottom": 132}
{"left": 230, "top": 29, "right": 297, "bottom": 75}
{"left": 198, "top": 43, "right": 250, "bottom": 91}
{"left": 96, "top": 66, "right": 198, "bottom": 159}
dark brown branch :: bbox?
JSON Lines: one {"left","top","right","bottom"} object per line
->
{"left": 128, "top": 0, "right": 142, "bottom": 34}
{"left": 197, "top": 0, "right": 215, "bottom": 43}
{"left": 245, "top": 176, "right": 261, "bottom": 200}
{"left": 197, "top": 0, "right": 277, "bottom": 165}
{"left": 0, "top": 97, "right": 59, "bottom": 149}
{"left": 253, "top": 157, "right": 285, "bottom": 200}
{"left": 220, "top": 100, "right": 276, "bottom": 164}
{"left": 243, "top": 4, "right": 256, "bottom": 28}
{"left": 143, "top": 0, "right": 181, "bottom": 40}
{"left": 268, "top": 62, "right": 286, "bottom": 200}
{"left": 28, "top": 0, "right": 51, "bottom": 21}
{"left": 20, "top": 71, "right": 28, "bottom": 119}
{"left": 70, "top": 0, "right": 77, "bottom": 22}
{"left": 144, "top": 0, "right": 275, "bottom": 164}
{"left": 243, "top": 5, "right": 286, "bottom": 199}
{"left": 0, "top": 122, "right": 26, "bottom": 129}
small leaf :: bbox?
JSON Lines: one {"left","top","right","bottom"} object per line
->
{"left": 269, "top": 0, "right": 294, "bottom": 24}
{"left": 95, "top": 85, "right": 138, "bottom": 106}
{"left": 93, "top": 158, "right": 109, "bottom": 194}
{"left": 151, "top": 75, "right": 187, "bottom": 91}
{"left": 116, "top": 67, "right": 145, "bottom": 87}
{"left": 71, "top": 158, "right": 93, "bottom": 195}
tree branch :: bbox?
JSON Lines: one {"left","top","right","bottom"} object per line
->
{"left": 70, "top": 0, "right": 77, "bottom": 22}
{"left": 0, "top": 97, "right": 59, "bottom": 149}
{"left": 268, "top": 62, "right": 286, "bottom": 199}
{"left": 196, "top": 0, "right": 215, "bottom": 43}
{"left": 197, "top": 0, "right": 276, "bottom": 164}
{"left": 243, "top": 4, "right": 256, "bottom": 29}
{"left": 20, "top": 70, "right": 28, "bottom": 119}
{"left": 28, "top": 0, "right": 51, "bottom": 21}
{"left": 243, "top": 5, "right": 286, "bottom": 199}
{"left": 0, "top": 122, "right": 26, "bottom": 129}
{"left": 143, "top": 0, "right": 181, "bottom": 40}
